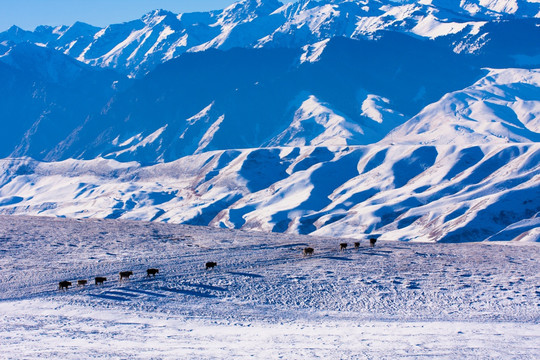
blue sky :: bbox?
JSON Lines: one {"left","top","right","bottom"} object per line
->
{"left": 1, "top": 0, "right": 296, "bottom": 32}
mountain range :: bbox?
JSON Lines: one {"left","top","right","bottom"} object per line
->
{"left": 2, "top": 0, "right": 539, "bottom": 77}
{"left": 0, "top": 0, "right": 538, "bottom": 242}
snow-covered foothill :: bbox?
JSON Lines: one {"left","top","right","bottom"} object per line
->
{"left": 381, "top": 68, "right": 540, "bottom": 145}
{"left": 267, "top": 94, "right": 367, "bottom": 147}
{"left": 0, "top": 142, "right": 537, "bottom": 242}
{"left": 266, "top": 92, "right": 406, "bottom": 147}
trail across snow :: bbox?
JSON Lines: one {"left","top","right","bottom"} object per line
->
{"left": 0, "top": 215, "right": 539, "bottom": 358}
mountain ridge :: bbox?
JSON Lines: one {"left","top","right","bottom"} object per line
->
{"left": 1, "top": 0, "right": 538, "bottom": 77}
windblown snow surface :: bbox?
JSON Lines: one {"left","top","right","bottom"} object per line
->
{"left": 0, "top": 215, "right": 539, "bottom": 359}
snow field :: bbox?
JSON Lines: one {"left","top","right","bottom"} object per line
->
{"left": 2, "top": 299, "right": 539, "bottom": 359}
{"left": 0, "top": 215, "right": 539, "bottom": 358}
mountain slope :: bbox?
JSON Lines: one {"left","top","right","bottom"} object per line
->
{"left": 23, "top": 35, "right": 481, "bottom": 164}
{"left": 0, "top": 42, "right": 124, "bottom": 160}
{"left": 266, "top": 93, "right": 406, "bottom": 147}
{"left": 380, "top": 68, "right": 540, "bottom": 145}
{"left": 1, "top": 35, "right": 536, "bottom": 164}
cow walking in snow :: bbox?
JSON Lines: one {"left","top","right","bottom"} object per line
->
{"left": 147, "top": 268, "right": 159, "bottom": 277}
{"left": 119, "top": 271, "right": 133, "bottom": 281}
{"left": 370, "top": 238, "right": 377, "bottom": 247}
{"left": 58, "top": 281, "right": 71, "bottom": 290}
{"left": 303, "top": 247, "right": 314, "bottom": 256}
{"left": 77, "top": 280, "right": 87, "bottom": 286}
{"left": 340, "top": 243, "right": 348, "bottom": 251}
{"left": 95, "top": 277, "right": 107, "bottom": 285}
{"left": 354, "top": 242, "right": 360, "bottom": 249}
{"left": 206, "top": 262, "right": 217, "bottom": 270}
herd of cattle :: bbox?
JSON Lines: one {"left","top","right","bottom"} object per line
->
{"left": 58, "top": 268, "right": 161, "bottom": 290}
{"left": 58, "top": 238, "right": 377, "bottom": 290}
{"left": 58, "top": 262, "right": 221, "bottom": 290}
{"left": 303, "top": 238, "right": 377, "bottom": 256}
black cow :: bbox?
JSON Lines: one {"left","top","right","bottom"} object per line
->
{"left": 340, "top": 243, "right": 348, "bottom": 251}
{"left": 354, "top": 242, "right": 360, "bottom": 249}
{"left": 147, "top": 268, "right": 159, "bottom": 277}
{"left": 95, "top": 277, "right": 107, "bottom": 285}
{"left": 119, "top": 271, "right": 133, "bottom": 280}
{"left": 77, "top": 280, "right": 88, "bottom": 286}
{"left": 303, "top": 247, "right": 314, "bottom": 256}
{"left": 206, "top": 261, "right": 217, "bottom": 270}
{"left": 370, "top": 238, "right": 377, "bottom": 247}
{"left": 58, "top": 281, "right": 71, "bottom": 290}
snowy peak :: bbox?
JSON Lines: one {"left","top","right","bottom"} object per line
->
{"left": 142, "top": 9, "right": 178, "bottom": 22}
{"left": 140, "top": 9, "right": 183, "bottom": 30}
{"left": 221, "top": 0, "right": 283, "bottom": 22}
{"left": 78, "top": 11, "right": 188, "bottom": 74}
{"left": 419, "top": 0, "right": 540, "bottom": 18}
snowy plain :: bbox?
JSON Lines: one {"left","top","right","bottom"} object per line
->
{"left": 0, "top": 0, "right": 538, "bottom": 357}
{"left": 0, "top": 215, "right": 539, "bottom": 359}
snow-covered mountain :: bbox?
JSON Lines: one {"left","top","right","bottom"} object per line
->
{"left": 0, "top": 0, "right": 538, "bottom": 242}
{"left": 1, "top": 0, "right": 538, "bottom": 77}
{"left": 1, "top": 35, "right": 488, "bottom": 163}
